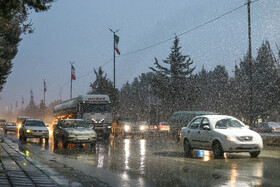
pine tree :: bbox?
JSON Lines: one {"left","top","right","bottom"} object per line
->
{"left": 150, "top": 36, "right": 196, "bottom": 113}
{"left": 89, "top": 67, "right": 118, "bottom": 114}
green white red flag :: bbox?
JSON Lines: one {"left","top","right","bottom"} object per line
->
{"left": 71, "top": 65, "right": 76, "bottom": 80}
{"left": 114, "top": 34, "right": 120, "bottom": 55}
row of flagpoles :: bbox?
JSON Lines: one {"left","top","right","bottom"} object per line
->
{"left": 7, "top": 31, "right": 120, "bottom": 112}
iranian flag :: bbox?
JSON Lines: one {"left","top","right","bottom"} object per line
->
{"left": 71, "top": 65, "right": 76, "bottom": 80}
{"left": 44, "top": 80, "right": 47, "bottom": 92}
{"left": 114, "top": 34, "right": 120, "bottom": 55}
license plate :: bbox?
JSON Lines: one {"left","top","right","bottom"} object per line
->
{"left": 77, "top": 137, "right": 88, "bottom": 140}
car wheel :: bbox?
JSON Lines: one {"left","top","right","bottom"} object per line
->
{"left": 53, "top": 137, "right": 58, "bottom": 146}
{"left": 184, "top": 139, "right": 192, "bottom": 158}
{"left": 212, "top": 142, "right": 224, "bottom": 159}
{"left": 62, "top": 140, "right": 68, "bottom": 148}
{"left": 22, "top": 135, "right": 27, "bottom": 142}
{"left": 250, "top": 151, "right": 260, "bottom": 158}
{"left": 91, "top": 142, "right": 96, "bottom": 147}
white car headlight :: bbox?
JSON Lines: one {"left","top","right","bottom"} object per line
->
{"left": 226, "top": 136, "right": 237, "bottom": 142}
{"left": 124, "top": 125, "right": 130, "bottom": 132}
{"left": 140, "top": 125, "right": 145, "bottom": 131}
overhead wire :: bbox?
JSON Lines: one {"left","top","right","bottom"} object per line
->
{"left": 39, "top": 0, "right": 261, "bottom": 101}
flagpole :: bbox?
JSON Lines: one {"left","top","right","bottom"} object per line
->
{"left": 43, "top": 79, "right": 46, "bottom": 105}
{"left": 109, "top": 28, "right": 119, "bottom": 89}
{"left": 69, "top": 61, "right": 75, "bottom": 99}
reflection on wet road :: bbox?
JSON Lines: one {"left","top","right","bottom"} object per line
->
{"left": 1, "top": 130, "right": 280, "bottom": 186}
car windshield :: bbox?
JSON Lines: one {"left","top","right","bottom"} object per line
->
{"left": 63, "top": 121, "right": 89, "bottom": 128}
{"left": 6, "top": 122, "right": 16, "bottom": 126}
{"left": 82, "top": 103, "right": 111, "bottom": 113}
{"left": 25, "top": 121, "right": 45, "bottom": 127}
{"left": 269, "top": 123, "right": 280, "bottom": 127}
{"left": 215, "top": 118, "right": 244, "bottom": 129}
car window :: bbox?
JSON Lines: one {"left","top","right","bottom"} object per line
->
{"left": 200, "top": 118, "right": 210, "bottom": 130}
{"left": 215, "top": 118, "right": 244, "bottom": 129}
{"left": 62, "top": 121, "right": 89, "bottom": 128}
{"left": 6, "top": 122, "right": 16, "bottom": 126}
{"left": 25, "top": 120, "right": 45, "bottom": 127}
{"left": 188, "top": 118, "right": 202, "bottom": 129}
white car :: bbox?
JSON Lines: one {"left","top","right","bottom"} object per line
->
{"left": 19, "top": 119, "right": 49, "bottom": 142}
{"left": 4, "top": 122, "right": 17, "bottom": 134}
{"left": 180, "top": 115, "right": 263, "bottom": 159}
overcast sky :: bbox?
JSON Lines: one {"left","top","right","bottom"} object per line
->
{"left": 1, "top": 0, "right": 280, "bottom": 112}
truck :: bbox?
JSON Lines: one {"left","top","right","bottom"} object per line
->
{"left": 53, "top": 94, "right": 112, "bottom": 139}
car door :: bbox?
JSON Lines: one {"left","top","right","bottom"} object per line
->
{"left": 54, "top": 121, "right": 63, "bottom": 140}
{"left": 197, "top": 117, "right": 212, "bottom": 149}
{"left": 186, "top": 117, "right": 202, "bottom": 148}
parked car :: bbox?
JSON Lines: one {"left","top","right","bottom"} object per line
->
{"left": 19, "top": 119, "right": 49, "bottom": 142}
{"left": 0, "top": 119, "right": 6, "bottom": 129}
{"left": 180, "top": 115, "right": 263, "bottom": 159}
{"left": 4, "top": 122, "right": 17, "bottom": 134}
{"left": 53, "top": 119, "right": 97, "bottom": 148}
{"left": 253, "top": 122, "right": 280, "bottom": 133}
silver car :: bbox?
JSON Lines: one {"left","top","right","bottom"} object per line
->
{"left": 4, "top": 122, "right": 17, "bottom": 134}
{"left": 53, "top": 119, "right": 97, "bottom": 148}
{"left": 19, "top": 119, "right": 49, "bottom": 142}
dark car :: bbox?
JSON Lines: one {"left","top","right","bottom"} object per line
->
{"left": 53, "top": 119, "right": 97, "bottom": 148}
{"left": 253, "top": 122, "right": 280, "bottom": 133}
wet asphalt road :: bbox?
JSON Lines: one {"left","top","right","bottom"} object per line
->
{"left": 1, "top": 130, "right": 280, "bottom": 187}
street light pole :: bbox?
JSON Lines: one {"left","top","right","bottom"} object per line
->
{"left": 109, "top": 28, "right": 119, "bottom": 89}
{"left": 247, "top": 0, "right": 253, "bottom": 125}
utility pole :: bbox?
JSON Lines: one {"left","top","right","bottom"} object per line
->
{"left": 109, "top": 28, "right": 119, "bottom": 89}
{"left": 247, "top": 0, "right": 253, "bottom": 125}
{"left": 69, "top": 61, "right": 75, "bottom": 99}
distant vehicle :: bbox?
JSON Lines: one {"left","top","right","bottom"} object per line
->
{"left": 170, "top": 111, "right": 217, "bottom": 141}
{"left": 19, "top": 119, "right": 49, "bottom": 143}
{"left": 53, "top": 94, "right": 112, "bottom": 139}
{"left": 112, "top": 117, "right": 145, "bottom": 138}
{"left": 253, "top": 122, "right": 280, "bottom": 133}
{"left": 158, "top": 122, "right": 170, "bottom": 131}
{"left": 0, "top": 119, "right": 6, "bottom": 129}
{"left": 4, "top": 122, "right": 17, "bottom": 134}
{"left": 16, "top": 116, "right": 29, "bottom": 128}
{"left": 180, "top": 115, "right": 263, "bottom": 159}
{"left": 53, "top": 119, "right": 97, "bottom": 148}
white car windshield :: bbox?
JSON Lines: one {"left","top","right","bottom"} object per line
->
{"left": 215, "top": 119, "right": 244, "bottom": 129}
{"left": 63, "top": 121, "right": 89, "bottom": 128}
{"left": 25, "top": 121, "right": 45, "bottom": 127}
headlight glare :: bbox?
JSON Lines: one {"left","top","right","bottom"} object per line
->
{"left": 124, "top": 125, "right": 130, "bottom": 132}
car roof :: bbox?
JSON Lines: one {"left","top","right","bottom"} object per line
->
{"left": 25, "top": 119, "right": 43, "bottom": 121}
{"left": 62, "top": 119, "right": 84, "bottom": 121}
{"left": 191, "top": 115, "right": 241, "bottom": 125}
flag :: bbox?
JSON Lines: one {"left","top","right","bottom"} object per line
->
{"left": 114, "top": 34, "right": 120, "bottom": 55}
{"left": 71, "top": 65, "right": 76, "bottom": 80}
{"left": 22, "top": 96, "right": 24, "bottom": 105}
{"left": 44, "top": 80, "right": 47, "bottom": 92}
{"left": 31, "top": 90, "right": 34, "bottom": 100}
{"left": 16, "top": 101, "right": 18, "bottom": 108}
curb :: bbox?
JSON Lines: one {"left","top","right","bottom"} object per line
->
{"left": 1, "top": 137, "right": 67, "bottom": 187}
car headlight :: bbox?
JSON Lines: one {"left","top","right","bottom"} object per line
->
{"left": 226, "top": 136, "right": 237, "bottom": 142}
{"left": 68, "top": 134, "right": 76, "bottom": 138}
{"left": 124, "top": 125, "right": 130, "bottom": 132}
{"left": 140, "top": 125, "right": 145, "bottom": 131}
{"left": 26, "top": 129, "right": 32, "bottom": 133}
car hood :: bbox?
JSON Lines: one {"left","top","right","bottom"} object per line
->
{"left": 64, "top": 128, "right": 96, "bottom": 135}
{"left": 25, "top": 126, "right": 48, "bottom": 131}
{"left": 215, "top": 128, "right": 259, "bottom": 137}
